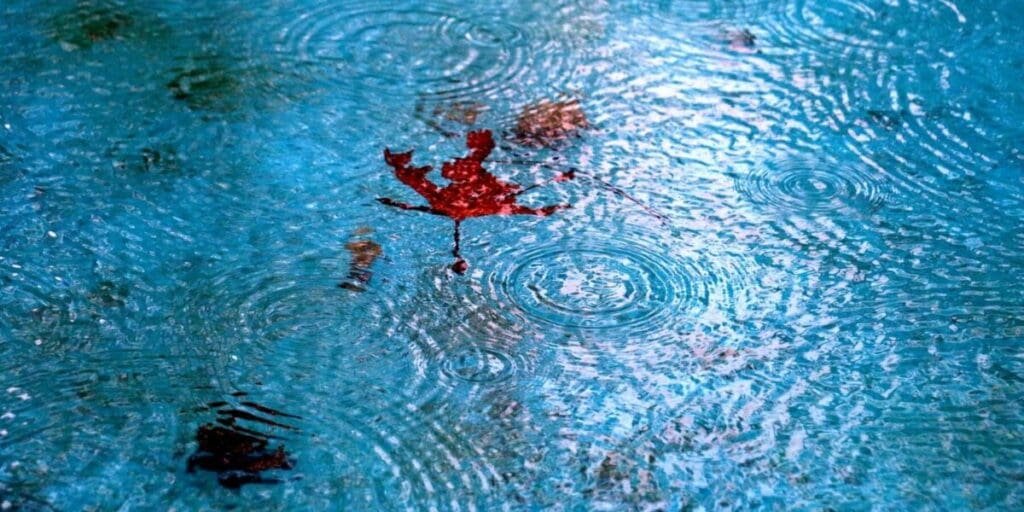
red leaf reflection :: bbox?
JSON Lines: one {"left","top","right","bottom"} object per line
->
{"left": 378, "top": 129, "right": 572, "bottom": 273}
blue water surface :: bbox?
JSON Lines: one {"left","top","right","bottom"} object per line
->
{"left": 1, "top": 0, "right": 1023, "bottom": 509}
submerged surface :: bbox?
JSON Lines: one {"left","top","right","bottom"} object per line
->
{"left": 1, "top": 0, "right": 1023, "bottom": 509}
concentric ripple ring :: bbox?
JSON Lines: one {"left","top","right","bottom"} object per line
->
{"left": 486, "top": 234, "right": 711, "bottom": 335}
{"left": 506, "top": 249, "right": 673, "bottom": 330}
{"left": 275, "top": 3, "right": 529, "bottom": 102}
{"left": 439, "top": 347, "right": 517, "bottom": 384}
{"left": 735, "top": 159, "right": 889, "bottom": 212}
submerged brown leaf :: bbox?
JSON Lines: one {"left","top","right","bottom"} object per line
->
{"left": 514, "top": 98, "right": 589, "bottom": 147}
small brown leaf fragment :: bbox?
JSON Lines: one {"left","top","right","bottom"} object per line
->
{"left": 339, "top": 235, "right": 382, "bottom": 291}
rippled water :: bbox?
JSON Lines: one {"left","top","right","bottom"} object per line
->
{"left": 2, "top": 0, "right": 1023, "bottom": 509}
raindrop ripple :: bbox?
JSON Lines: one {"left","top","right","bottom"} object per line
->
{"left": 274, "top": 2, "right": 529, "bottom": 103}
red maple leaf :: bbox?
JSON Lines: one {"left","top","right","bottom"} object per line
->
{"left": 378, "top": 129, "right": 573, "bottom": 273}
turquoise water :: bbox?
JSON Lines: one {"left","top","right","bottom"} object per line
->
{"left": 2, "top": 0, "right": 1023, "bottom": 509}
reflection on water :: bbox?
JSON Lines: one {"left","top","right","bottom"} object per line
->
{"left": 1, "top": 0, "right": 1023, "bottom": 509}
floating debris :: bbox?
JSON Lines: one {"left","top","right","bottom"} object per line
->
{"left": 139, "top": 146, "right": 180, "bottom": 173}
{"left": 865, "top": 109, "right": 905, "bottom": 130}
{"left": 725, "top": 28, "right": 757, "bottom": 53}
{"left": 46, "top": 0, "right": 133, "bottom": 50}
{"left": 107, "top": 140, "right": 184, "bottom": 176}
{"left": 378, "top": 130, "right": 572, "bottom": 273}
{"left": 167, "top": 60, "right": 245, "bottom": 112}
{"left": 513, "top": 98, "right": 589, "bottom": 147}
{"left": 187, "top": 398, "right": 299, "bottom": 488}
{"left": 339, "top": 230, "right": 382, "bottom": 292}
{"left": 166, "top": 57, "right": 300, "bottom": 114}
{"left": 86, "top": 280, "right": 129, "bottom": 308}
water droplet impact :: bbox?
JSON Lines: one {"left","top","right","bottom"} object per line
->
{"left": 275, "top": 5, "right": 529, "bottom": 104}
{"left": 440, "top": 347, "right": 516, "bottom": 383}
{"left": 504, "top": 248, "right": 676, "bottom": 330}
{"left": 735, "top": 159, "right": 888, "bottom": 212}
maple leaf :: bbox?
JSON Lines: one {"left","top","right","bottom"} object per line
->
{"left": 378, "top": 129, "right": 572, "bottom": 274}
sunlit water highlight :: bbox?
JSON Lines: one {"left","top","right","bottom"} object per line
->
{"left": 1, "top": 0, "right": 1023, "bottom": 509}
